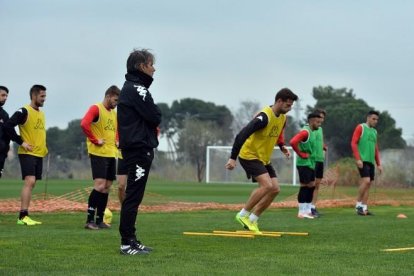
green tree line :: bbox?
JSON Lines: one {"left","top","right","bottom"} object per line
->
{"left": 43, "top": 86, "right": 407, "bottom": 181}
{"left": 305, "top": 86, "right": 406, "bottom": 160}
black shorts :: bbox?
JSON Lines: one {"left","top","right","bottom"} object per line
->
{"left": 18, "top": 154, "right": 43, "bottom": 180}
{"left": 117, "top": 158, "right": 128, "bottom": 175}
{"left": 238, "top": 158, "right": 277, "bottom": 183}
{"left": 315, "top": 161, "right": 324, "bottom": 179}
{"left": 297, "top": 166, "right": 315, "bottom": 184}
{"left": 358, "top": 162, "right": 375, "bottom": 181}
{"left": 90, "top": 154, "right": 116, "bottom": 181}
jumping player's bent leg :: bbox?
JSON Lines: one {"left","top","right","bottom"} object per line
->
{"left": 251, "top": 176, "right": 280, "bottom": 216}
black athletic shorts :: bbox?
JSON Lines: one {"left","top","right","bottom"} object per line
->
{"left": 90, "top": 154, "right": 116, "bottom": 181}
{"left": 18, "top": 154, "right": 43, "bottom": 180}
{"left": 238, "top": 158, "right": 277, "bottom": 183}
{"left": 315, "top": 161, "right": 324, "bottom": 179}
{"left": 297, "top": 166, "right": 315, "bottom": 185}
{"left": 358, "top": 161, "right": 375, "bottom": 181}
{"left": 117, "top": 158, "right": 128, "bottom": 175}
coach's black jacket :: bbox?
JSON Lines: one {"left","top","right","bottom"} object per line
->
{"left": 118, "top": 70, "right": 162, "bottom": 150}
{"left": 0, "top": 107, "right": 10, "bottom": 154}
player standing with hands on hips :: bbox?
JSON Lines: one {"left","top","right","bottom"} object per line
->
{"left": 225, "top": 88, "right": 298, "bottom": 234}
{"left": 351, "top": 110, "right": 382, "bottom": 216}
{"left": 81, "top": 85, "right": 120, "bottom": 230}
{"left": 4, "top": 85, "right": 48, "bottom": 226}
{"left": 117, "top": 49, "right": 162, "bottom": 255}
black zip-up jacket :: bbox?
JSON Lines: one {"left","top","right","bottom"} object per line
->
{"left": 117, "top": 70, "right": 162, "bottom": 150}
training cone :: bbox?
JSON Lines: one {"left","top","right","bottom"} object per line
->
{"left": 397, "top": 214, "right": 407, "bottom": 219}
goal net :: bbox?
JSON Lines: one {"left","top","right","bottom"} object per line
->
{"left": 206, "top": 146, "right": 298, "bottom": 185}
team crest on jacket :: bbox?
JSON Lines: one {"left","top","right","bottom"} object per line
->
{"left": 133, "top": 85, "right": 148, "bottom": 101}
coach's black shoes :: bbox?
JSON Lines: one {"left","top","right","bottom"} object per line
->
{"left": 135, "top": 240, "right": 153, "bottom": 252}
{"left": 120, "top": 239, "right": 153, "bottom": 255}
{"left": 120, "top": 244, "right": 149, "bottom": 255}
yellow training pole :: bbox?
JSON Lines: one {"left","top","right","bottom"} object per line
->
{"left": 183, "top": 232, "right": 254, "bottom": 238}
{"left": 381, "top": 247, "right": 414, "bottom": 252}
{"left": 213, "top": 230, "right": 281, "bottom": 237}
{"left": 236, "top": 230, "right": 309, "bottom": 236}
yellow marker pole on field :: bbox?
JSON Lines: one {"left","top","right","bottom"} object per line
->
{"left": 236, "top": 230, "right": 309, "bottom": 236}
{"left": 381, "top": 247, "right": 414, "bottom": 252}
{"left": 183, "top": 232, "right": 254, "bottom": 238}
{"left": 213, "top": 230, "right": 281, "bottom": 237}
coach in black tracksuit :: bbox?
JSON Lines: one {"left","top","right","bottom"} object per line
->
{"left": 0, "top": 86, "right": 10, "bottom": 178}
{"left": 118, "top": 49, "right": 162, "bottom": 255}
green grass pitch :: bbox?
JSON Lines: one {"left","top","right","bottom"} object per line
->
{"left": 0, "top": 179, "right": 413, "bottom": 274}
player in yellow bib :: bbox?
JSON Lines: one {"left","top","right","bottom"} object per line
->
{"left": 5, "top": 85, "right": 48, "bottom": 226}
{"left": 225, "top": 88, "right": 298, "bottom": 233}
{"left": 81, "top": 85, "right": 120, "bottom": 229}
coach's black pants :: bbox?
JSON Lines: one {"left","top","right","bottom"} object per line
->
{"left": 0, "top": 152, "right": 7, "bottom": 178}
{"left": 119, "top": 148, "right": 154, "bottom": 243}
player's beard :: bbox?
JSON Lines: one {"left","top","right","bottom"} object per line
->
{"left": 0, "top": 101, "right": 5, "bottom": 107}
{"left": 36, "top": 100, "right": 44, "bottom": 107}
{"left": 280, "top": 108, "right": 290, "bottom": 114}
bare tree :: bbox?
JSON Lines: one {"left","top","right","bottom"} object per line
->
{"left": 231, "top": 100, "right": 261, "bottom": 135}
{"left": 178, "top": 118, "right": 229, "bottom": 182}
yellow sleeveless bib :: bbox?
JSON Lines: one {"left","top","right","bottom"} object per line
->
{"left": 86, "top": 103, "right": 117, "bottom": 158}
{"left": 239, "top": 106, "right": 286, "bottom": 165}
{"left": 18, "top": 105, "right": 48, "bottom": 157}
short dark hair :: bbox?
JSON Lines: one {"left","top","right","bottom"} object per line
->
{"left": 367, "top": 110, "right": 379, "bottom": 117}
{"left": 307, "top": 111, "right": 322, "bottom": 120}
{"left": 275, "top": 88, "right": 298, "bottom": 102}
{"left": 0, "top": 86, "right": 9, "bottom": 94}
{"left": 126, "top": 48, "right": 155, "bottom": 73}
{"left": 30, "top": 84, "right": 46, "bottom": 99}
{"left": 315, "top": 108, "right": 326, "bottom": 116}
{"left": 105, "top": 85, "right": 120, "bottom": 97}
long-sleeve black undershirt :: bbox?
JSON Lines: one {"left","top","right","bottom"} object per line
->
{"left": 230, "top": 112, "right": 268, "bottom": 160}
{"left": 4, "top": 107, "right": 28, "bottom": 145}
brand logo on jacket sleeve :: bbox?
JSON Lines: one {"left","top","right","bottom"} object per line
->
{"left": 134, "top": 85, "right": 148, "bottom": 101}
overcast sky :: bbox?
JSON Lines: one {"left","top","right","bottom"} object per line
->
{"left": 1, "top": 0, "right": 413, "bottom": 144}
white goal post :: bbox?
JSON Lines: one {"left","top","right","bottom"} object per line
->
{"left": 206, "top": 146, "right": 297, "bottom": 185}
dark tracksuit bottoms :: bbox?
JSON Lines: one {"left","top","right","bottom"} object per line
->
{"left": 119, "top": 147, "right": 154, "bottom": 243}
